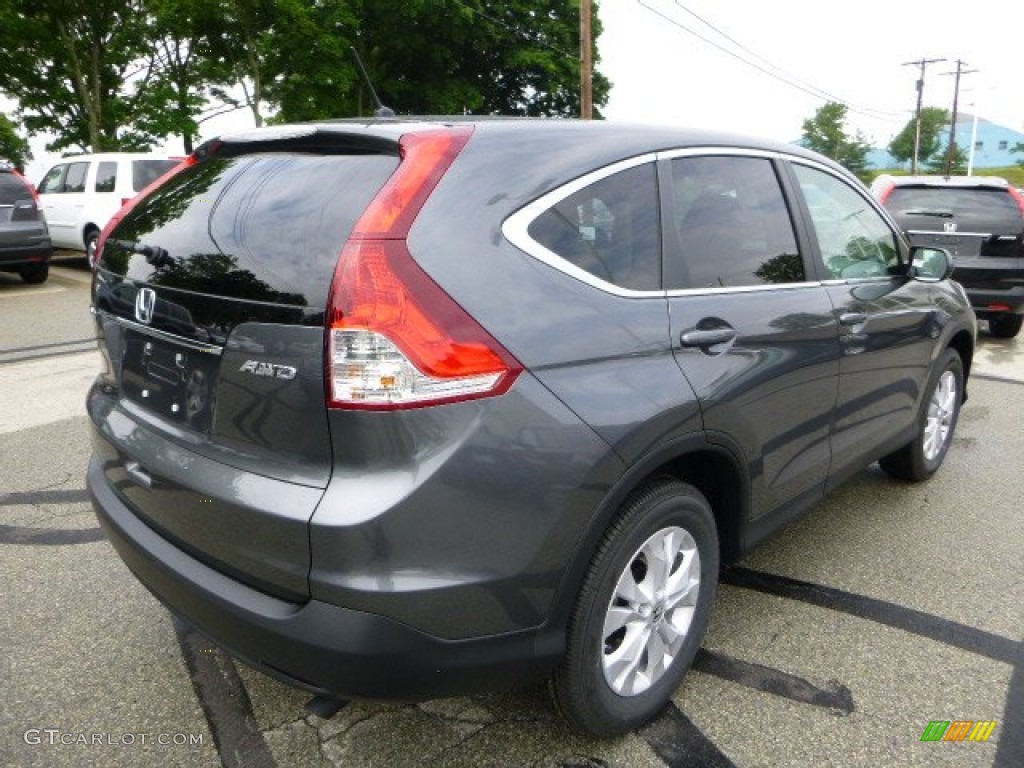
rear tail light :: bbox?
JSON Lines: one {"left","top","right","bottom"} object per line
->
{"left": 326, "top": 127, "right": 522, "bottom": 410}
{"left": 93, "top": 155, "right": 198, "bottom": 269}
{"left": 1008, "top": 186, "right": 1024, "bottom": 217}
{"left": 13, "top": 170, "right": 40, "bottom": 204}
{"left": 876, "top": 180, "right": 895, "bottom": 204}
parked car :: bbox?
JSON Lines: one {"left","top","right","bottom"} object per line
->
{"left": 872, "top": 174, "right": 1024, "bottom": 338}
{"left": 87, "top": 120, "right": 976, "bottom": 736}
{"left": 0, "top": 160, "right": 52, "bottom": 283}
{"left": 37, "top": 152, "right": 179, "bottom": 262}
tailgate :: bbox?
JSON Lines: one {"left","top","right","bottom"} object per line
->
{"left": 89, "top": 137, "right": 399, "bottom": 597}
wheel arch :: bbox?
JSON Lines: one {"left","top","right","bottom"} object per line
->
{"left": 82, "top": 223, "right": 101, "bottom": 247}
{"left": 946, "top": 328, "right": 974, "bottom": 400}
{"left": 548, "top": 435, "right": 749, "bottom": 629}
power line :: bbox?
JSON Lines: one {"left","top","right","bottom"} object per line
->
{"left": 638, "top": 0, "right": 904, "bottom": 125}
{"left": 447, "top": 0, "right": 577, "bottom": 61}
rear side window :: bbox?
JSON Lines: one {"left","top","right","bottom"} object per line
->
{"left": 886, "top": 186, "right": 1022, "bottom": 221}
{"left": 102, "top": 152, "right": 399, "bottom": 309}
{"left": 132, "top": 159, "right": 177, "bottom": 192}
{"left": 95, "top": 161, "right": 117, "bottom": 192}
{"left": 0, "top": 173, "right": 30, "bottom": 204}
{"left": 63, "top": 162, "right": 89, "bottom": 193}
{"left": 528, "top": 163, "right": 661, "bottom": 291}
{"left": 668, "top": 156, "right": 803, "bottom": 288}
{"left": 793, "top": 164, "right": 899, "bottom": 280}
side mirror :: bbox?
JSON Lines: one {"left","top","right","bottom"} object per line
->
{"left": 908, "top": 246, "right": 953, "bottom": 282}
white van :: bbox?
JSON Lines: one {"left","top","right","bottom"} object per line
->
{"left": 37, "top": 153, "right": 180, "bottom": 260}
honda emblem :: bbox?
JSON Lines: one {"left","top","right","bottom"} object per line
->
{"left": 135, "top": 287, "right": 156, "bottom": 324}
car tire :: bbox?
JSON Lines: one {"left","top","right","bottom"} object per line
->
{"left": 879, "top": 348, "right": 963, "bottom": 482}
{"left": 18, "top": 263, "right": 49, "bottom": 284}
{"left": 550, "top": 478, "right": 719, "bottom": 737}
{"left": 85, "top": 229, "right": 100, "bottom": 267}
{"left": 988, "top": 314, "right": 1023, "bottom": 339}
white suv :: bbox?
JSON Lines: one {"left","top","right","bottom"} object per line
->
{"left": 37, "top": 153, "right": 179, "bottom": 260}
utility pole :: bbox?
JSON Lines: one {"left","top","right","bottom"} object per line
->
{"left": 580, "top": 0, "right": 593, "bottom": 120}
{"left": 901, "top": 58, "right": 945, "bottom": 174}
{"left": 942, "top": 59, "right": 977, "bottom": 176}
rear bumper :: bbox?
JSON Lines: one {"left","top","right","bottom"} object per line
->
{"left": 961, "top": 284, "right": 1024, "bottom": 315}
{"left": 0, "top": 240, "right": 52, "bottom": 266}
{"left": 88, "top": 454, "right": 563, "bottom": 699}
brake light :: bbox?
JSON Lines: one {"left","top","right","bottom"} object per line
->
{"left": 12, "top": 170, "right": 40, "bottom": 204}
{"left": 326, "top": 127, "right": 523, "bottom": 410}
{"left": 1008, "top": 185, "right": 1024, "bottom": 217}
{"left": 93, "top": 154, "right": 198, "bottom": 269}
{"left": 876, "top": 180, "right": 895, "bottom": 204}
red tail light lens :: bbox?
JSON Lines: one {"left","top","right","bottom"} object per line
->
{"left": 326, "top": 127, "right": 522, "bottom": 410}
{"left": 1008, "top": 185, "right": 1024, "bottom": 217}
{"left": 93, "top": 154, "right": 198, "bottom": 269}
{"left": 876, "top": 181, "right": 895, "bottom": 204}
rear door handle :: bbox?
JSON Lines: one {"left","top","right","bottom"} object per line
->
{"left": 839, "top": 312, "right": 867, "bottom": 326}
{"left": 680, "top": 328, "right": 737, "bottom": 347}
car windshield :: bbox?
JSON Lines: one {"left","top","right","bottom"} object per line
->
{"left": 886, "top": 186, "right": 1021, "bottom": 221}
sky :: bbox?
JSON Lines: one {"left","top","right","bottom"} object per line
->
{"left": 599, "top": 0, "right": 1024, "bottom": 143}
{"left": 9, "top": 0, "right": 1024, "bottom": 182}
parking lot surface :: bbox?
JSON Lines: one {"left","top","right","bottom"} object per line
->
{"left": 1, "top": 259, "right": 1021, "bottom": 767}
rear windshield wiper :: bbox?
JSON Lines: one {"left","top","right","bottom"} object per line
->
{"left": 108, "top": 238, "right": 174, "bottom": 268}
{"left": 901, "top": 210, "right": 954, "bottom": 218}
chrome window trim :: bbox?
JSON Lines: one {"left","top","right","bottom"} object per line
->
{"left": 906, "top": 230, "right": 993, "bottom": 238}
{"left": 502, "top": 146, "right": 814, "bottom": 299}
{"left": 665, "top": 281, "right": 824, "bottom": 298}
{"left": 502, "top": 152, "right": 661, "bottom": 299}
{"left": 92, "top": 307, "right": 224, "bottom": 356}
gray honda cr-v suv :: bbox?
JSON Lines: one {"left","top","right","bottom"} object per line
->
{"left": 87, "top": 118, "right": 975, "bottom": 736}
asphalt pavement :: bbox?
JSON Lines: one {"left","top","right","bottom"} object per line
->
{"left": 1, "top": 259, "right": 1021, "bottom": 767}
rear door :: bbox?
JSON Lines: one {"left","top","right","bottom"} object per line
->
{"left": 663, "top": 151, "right": 839, "bottom": 527}
{"left": 91, "top": 138, "right": 399, "bottom": 598}
{"left": 789, "top": 162, "right": 939, "bottom": 482}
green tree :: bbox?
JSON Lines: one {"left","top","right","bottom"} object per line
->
{"left": 925, "top": 142, "right": 967, "bottom": 175}
{"left": 801, "top": 102, "right": 871, "bottom": 177}
{"left": 887, "top": 106, "right": 949, "bottom": 166}
{"left": 1012, "top": 141, "right": 1024, "bottom": 167}
{"left": 0, "top": 0, "right": 164, "bottom": 152}
{"left": 0, "top": 112, "right": 31, "bottom": 169}
{"left": 348, "top": 0, "right": 610, "bottom": 119}
{"left": 0, "top": 0, "right": 611, "bottom": 152}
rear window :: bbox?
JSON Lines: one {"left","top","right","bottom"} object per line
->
{"left": 0, "top": 172, "right": 30, "bottom": 205}
{"left": 886, "top": 186, "right": 1022, "bottom": 221}
{"left": 95, "top": 161, "right": 117, "bottom": 192}
{"left": 102, "top": 152, "right": 399, "bottom": 308}
{"left": 527, "top": 162, "right": 661, "bottom": 291}
{"left": 132, "top": 159, "right": 178, "bottom": 192}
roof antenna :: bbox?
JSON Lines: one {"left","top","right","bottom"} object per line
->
{"left": 350, "top": 46, "right": 395, "bottom": 118}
